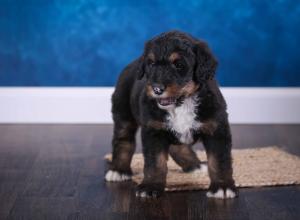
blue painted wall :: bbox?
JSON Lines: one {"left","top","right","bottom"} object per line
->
{"left": 0, "top": 0, "right": 299, "bottom": 86}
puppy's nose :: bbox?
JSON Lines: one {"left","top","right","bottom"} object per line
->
{"left": 152, "top": 84, "right": 165, "bottom": 95}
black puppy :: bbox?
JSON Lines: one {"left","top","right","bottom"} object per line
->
{"left": 105, "top": 31, "right": 237, "bottom": 199}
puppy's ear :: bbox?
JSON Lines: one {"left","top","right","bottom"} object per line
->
{"left": 137, "top": 40, "right": 152, "bottom": 80}
{"left": 193, "top": 41, "right": 218, "bottom": 82}
{"left": 136, "top": 56, "right": 145, "bottom": 80}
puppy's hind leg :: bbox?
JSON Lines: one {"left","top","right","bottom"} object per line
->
{"left": 106, "top": 67, "right": 137, "bottom": 182}
{"left": 105, "top": 118, "right": 137, "bottom": 182}
{"left": 169, "top": 144, "right": 207, "bottom": 173}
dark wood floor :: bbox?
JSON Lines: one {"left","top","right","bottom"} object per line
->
{"left": 0, "top": 124, "right": 299, "bottom": 220}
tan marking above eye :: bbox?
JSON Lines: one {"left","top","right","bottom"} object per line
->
{"left": 147, "top": 52, "right": 155, "bottom": 62}
{"left": 169, "top": 52, "right": 181, "bottom": 62}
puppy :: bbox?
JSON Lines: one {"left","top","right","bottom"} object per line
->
{"left": 105, "top": 31, "right": 237, "bottom": 199}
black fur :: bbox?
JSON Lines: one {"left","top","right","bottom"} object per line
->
{"left": 108, "top": 31, "right": 237, "bottom": 198}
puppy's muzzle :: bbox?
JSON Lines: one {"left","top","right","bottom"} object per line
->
{"left": 152, "top": 84, "right": 165, "bottom": 95}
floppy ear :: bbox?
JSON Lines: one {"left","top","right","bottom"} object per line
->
{"left": 193, "top": 41, "right": 218, "bottom": 82}
{"left": 137, "top": 40, "right": 152, "bottom": 80}
{"left": 136, "top": 56, "right": 145, "bottom": 80}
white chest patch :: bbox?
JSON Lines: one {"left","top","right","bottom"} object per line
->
{"left": 166, "top": 96, "right": 202, "bottom": 144}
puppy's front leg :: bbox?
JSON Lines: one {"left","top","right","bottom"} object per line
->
{"left": 203, "top": 122, "right": 238, "bottom": 199}
{"left": 135, "top": 127, "right": 169, "bottom": 198}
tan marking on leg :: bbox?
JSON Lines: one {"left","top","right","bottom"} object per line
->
{"left": 144, "top": 151, "right": 168, "bottom": 184}
{"left": 207, "top": 152, "right": 233, "bottom": 183}
{"left": 207, "top": 153, "right": 219, "bottom": 181}
{"left": 157, "top": 151, "right": 168, "bottom": 169}
{"left": 169, "top": 144, "right": 200, "bottom": 171}
{"left": 147, "top": 120, "right": 167, "bottom": 130}
{"left": 113, "top": 141, "right": 135, "bottom": 169}
{"left": 200, "top": 120, "right": 218, "bottom": 136}
{"left": 118, "top": 142, "right": 134, "bottom": 159}
{"left": 170, "top": 144, "right": 195, "bottom": 159}
{"left": 117, "top": 121, "right": 137, "bottom": 138}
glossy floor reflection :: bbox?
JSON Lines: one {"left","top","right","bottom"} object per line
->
{"left": 0, "top": 124, "right": 299, "bottom": 220}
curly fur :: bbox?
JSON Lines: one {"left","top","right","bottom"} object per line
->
{"left": 106, "top": 30, "right": 237, "bottom": 199}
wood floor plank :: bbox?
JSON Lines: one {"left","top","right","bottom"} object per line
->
{"left": 0, "top": 125, "right": 41, "bottom": 219}
{"left": 0, "top": 124, "right": 299, "bottom": 220}
{"left": 7, "top": 197, "right": 78, "bottom": 220}
{"left": 243, "top": 186, "right": 300, "bottom": 220}
{"left": 21, "top": 137, "right": 82, "bottom": 197}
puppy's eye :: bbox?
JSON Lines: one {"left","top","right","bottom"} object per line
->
{"left": 173, "top": 61, "right": 184, "bottom": 70}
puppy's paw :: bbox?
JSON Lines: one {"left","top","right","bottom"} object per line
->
{"left": 206, "top": 188, "right": 237, "bottom": 199}
{"left": 189, "top": 164, "right": 208, "bottom": 174}
{"left": 135, "top": 183, "right": 165, "bottom": 198}
{"left": 206, "top": 184, "right": 238, "bottom": 199}
{"left": 105, "top": 170, "right": 131, "bottom": 182}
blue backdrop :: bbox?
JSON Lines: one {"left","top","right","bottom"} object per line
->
{"left": 0, "top": 0, "right": 299, "bottom": 86}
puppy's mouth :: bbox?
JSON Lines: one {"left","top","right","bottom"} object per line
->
{"left": 156, "top": 97, "right": 177, "bottom": 106}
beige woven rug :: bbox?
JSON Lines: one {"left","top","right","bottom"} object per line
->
{"left": 105, "top": 146, "right": 300, "bottom": 191}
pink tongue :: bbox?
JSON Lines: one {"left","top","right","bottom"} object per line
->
{"left": 159, "top": 98, "right": 175, "bottom": 106}
{"left": 161, "top": 99, "right": 170, "bottom": 105}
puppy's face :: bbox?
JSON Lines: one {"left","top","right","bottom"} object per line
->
{"left": 138, "top": 31, "right": 217, "bottom": 109}
{"left": 144, "top": 50, "right": 198, "bottom": 108}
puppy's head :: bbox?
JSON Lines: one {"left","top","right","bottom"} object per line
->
{"left": 137, "top": 31, "right": 217, "bottom": 108}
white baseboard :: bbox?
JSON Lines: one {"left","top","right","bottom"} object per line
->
{"left": 0, "top": 87, "right": 299, "bottom": 124}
